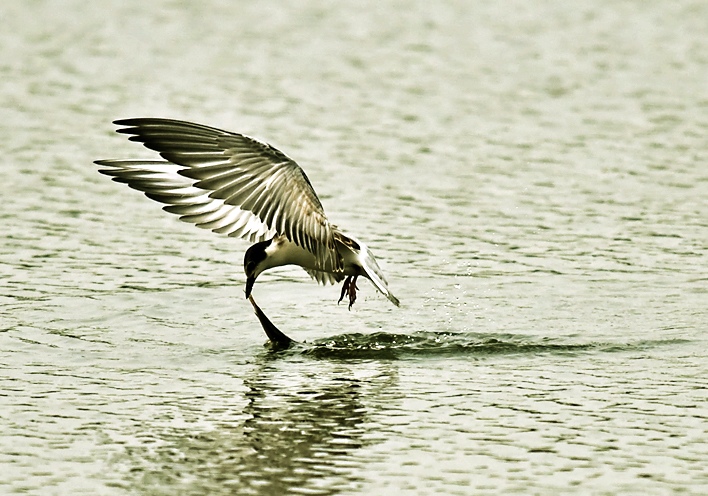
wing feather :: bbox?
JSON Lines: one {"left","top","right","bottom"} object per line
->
{"left": 96, "top": 118, "right": 342, "bottom": 271}
{"left": 303, "top": 268, "right": 346, "bottom": 286}
{"left": 96, "top": 159, "right": 276, "bottom": 242}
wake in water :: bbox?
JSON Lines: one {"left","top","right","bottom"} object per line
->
{"left": 247, "top": 300, "right": 686, "bottom": 359}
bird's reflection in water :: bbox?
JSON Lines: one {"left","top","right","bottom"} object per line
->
{"left": 115, "top": 340, "right": 397, "bottom": 495}
{"left": 237, "top": 359, "right": 384, "bottom": 494}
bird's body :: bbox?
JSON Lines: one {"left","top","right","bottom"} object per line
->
{"left": 258, "top": 234, "right": 355, "bottom": 277}
{"left": 95, "top": 118, "right": 399, "bottom": 309}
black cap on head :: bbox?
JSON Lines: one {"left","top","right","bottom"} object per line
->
{"left": 243, "top": 240, "right": 271, "bottom": 298}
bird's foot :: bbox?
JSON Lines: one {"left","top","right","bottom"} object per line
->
{"left": 338, "top": 275, "right": 359, "bottom": 310}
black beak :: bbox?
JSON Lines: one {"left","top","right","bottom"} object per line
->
{"left": 245, "top": 276, "right": 256, "bottom": 299}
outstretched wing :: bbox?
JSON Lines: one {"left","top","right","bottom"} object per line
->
{"left": 95, "top": 118, "right": 341, "bottom": 272}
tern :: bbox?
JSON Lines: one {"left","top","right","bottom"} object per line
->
{"left": 95, "top": 118, "right": 400, "bottom": 310}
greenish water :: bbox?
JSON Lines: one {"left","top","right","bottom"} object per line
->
{"left": 2, "top": 1, "right": 707, "bottom": 494}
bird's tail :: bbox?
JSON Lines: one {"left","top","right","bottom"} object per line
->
{"left": 361, "top": 246, "right": 400, "bottom": 307}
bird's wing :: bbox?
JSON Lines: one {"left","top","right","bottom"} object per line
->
{"left": 302, "top": 268, "right": 346, "bottom": 286}
{"left": 95, "top": 159, "right": 275, "bottom": 242}
{"left": 96, "top": 118, "right": 341, "bottom": 271}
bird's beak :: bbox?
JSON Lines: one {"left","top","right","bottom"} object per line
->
{"left": 245, "top": 276, "right": 256, "bottom": 299}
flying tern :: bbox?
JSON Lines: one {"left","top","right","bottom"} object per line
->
{"left": 95, "top": 118, "right": 400, "bottom": 311}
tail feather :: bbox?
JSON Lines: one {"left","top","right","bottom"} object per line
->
{"left": 361, "top": 246, "right": 400, "bottom": 307}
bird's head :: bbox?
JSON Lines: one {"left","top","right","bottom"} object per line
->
{"left": 243, "top": 240, "right": 271, "bottom": 298}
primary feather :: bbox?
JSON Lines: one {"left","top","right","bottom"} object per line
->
{"left": 96, "top": 118, "right": 342, "bottom": 272}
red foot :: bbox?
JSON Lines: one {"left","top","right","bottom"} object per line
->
{"left": 337, "top": 275, "right": 359, "bottom": 310}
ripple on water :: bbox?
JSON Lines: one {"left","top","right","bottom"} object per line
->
{"left": 272, "top": 330, "right": 691, "bottom": 361}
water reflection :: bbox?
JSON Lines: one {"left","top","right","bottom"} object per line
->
{"left": 236, "top": 358, "right": 379, "bottom": 494}
{"left": 118, "top": 352, "right": 397, "bottom": 495}
{"left": 105, "top": 323, "right": 686, "bottom": 495}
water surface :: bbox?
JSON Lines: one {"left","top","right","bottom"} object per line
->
{"left": 2, "top": 1, "right": 707, "bottom": 494}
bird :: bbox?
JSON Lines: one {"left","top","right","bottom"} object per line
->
{"left": 94, "top": 118, "right": 400, "bottom": 311}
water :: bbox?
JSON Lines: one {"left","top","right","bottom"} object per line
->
{"left": 2, "top": 0, "right": 707, "bottom": 494}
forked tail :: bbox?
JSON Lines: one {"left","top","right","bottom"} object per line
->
{"left": 361, "top": 246, "right": 400, "bottom": 307}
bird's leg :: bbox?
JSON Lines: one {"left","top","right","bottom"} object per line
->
{"left": 338, "top": 276, "right": 351, "bottom": 306}
{"left": 348, "top": 275, "right": 359, "bottom": 310}
{"left": 338, "top": 275, "right": 359, "bottom": 310}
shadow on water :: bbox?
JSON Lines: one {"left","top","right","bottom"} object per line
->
{"left": 250, "top": 295, "right": 688, "bottom": 360}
